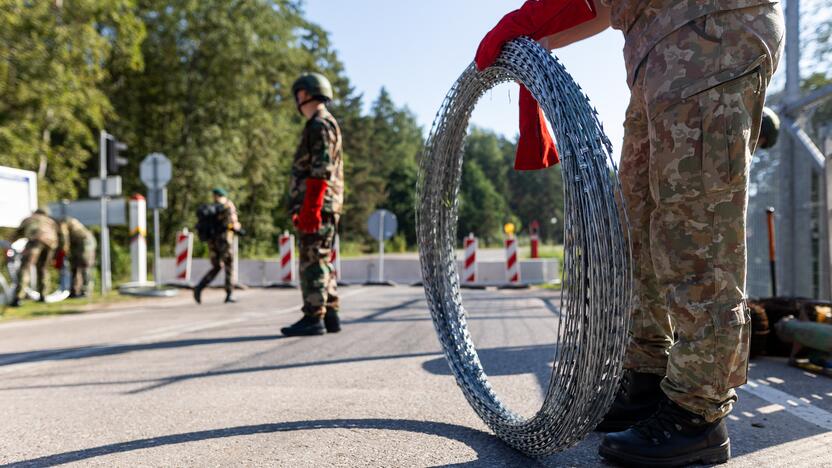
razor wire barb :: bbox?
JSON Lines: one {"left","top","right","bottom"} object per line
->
{"left": 416, "top": 37, "right": 633, "bottom": 457}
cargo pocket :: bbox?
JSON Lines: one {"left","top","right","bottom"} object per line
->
{"left": 648, "top": 55, "right": 765, "bottom": 204}
{"left": 710, "top": 302, "right": 751, "bottom": 393}
{"left": 686, "top": 60, "right": 764, "bottom": 195}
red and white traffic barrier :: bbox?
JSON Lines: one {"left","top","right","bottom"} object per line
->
{"left": 278, "top": 231, "right": 295, "bottom": 285}
{"left": 175, "top": 228, "right": 194, "bottom": 283}
{"left": 505, "top": 235, "right": 520, "bottom": 284}
{"left": 330, "top": 234, "right": 341, "bottom": 280}
{"left": 462, "top": 233, "right": 478, "bottom": 284}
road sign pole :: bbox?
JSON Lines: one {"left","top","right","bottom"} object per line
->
{"left": 378, "top": 211, "right": 385, "bottom": 282}
{"left": 99, "top": 130, "right": 111, "bottom": 294}
{"left": 151, "top": 157, "right": 161, "bottom": 288}
{"left": 153, "top": 207, "right": 161, "bottom": 287}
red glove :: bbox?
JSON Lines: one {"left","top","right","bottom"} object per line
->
{"left": 297, "top": 178, "right": 328, "bottom": 234}
{"left": 476, "top": 0, "right": 596, "bottom": 171}
{"left": 475, "top": 0, "right": 597, "bottom": 71}
{"left": 515, "top": 85, "right": 559, "bottom": 170}
{"left": 54, "top": 249, "right": 65, "bottom": 269}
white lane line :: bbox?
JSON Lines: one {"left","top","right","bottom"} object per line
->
{"left": 740, "top": 380, "right": 832, "bottom": 430}
{"left": 0, "top": 288, "right": 367, "bottom": 375}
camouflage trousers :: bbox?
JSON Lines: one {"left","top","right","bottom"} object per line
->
{"left": 70, "top": 237, "right": 96, "bottom": 297}
{"left": 13, "top": 240, "right": 54, "bottom": 301}
{"left": 619, "top": 5, "right": 783, "bottom": 422}
{"left": 198, "top": 240, "right": 234, "bottom": 294}
{"left": 298, "top": 215, "right": 339, "bottom": 318}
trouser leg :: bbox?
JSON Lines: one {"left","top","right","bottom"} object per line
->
{"left": 222, "top": 249, "right": 234, "bottom": 295}
{"left": 298, "top": 220, "right": 336, "bottom": 318}
{"left": 620, "top": 75, "right": 673, "bottom": 374}
{"left": 35, "top": 246, "right": 53, "bottom": 299}
{"left": 14, "top": 242, "right": 40, "bottom": 300}
{"left": 198, "top": 248, "right": 222, "bottom": 288}
{"left": 71, "top": 264, "right": 81, "bottom": 296}
{"left": 639, "top": 5, "right": 782, "bottom": 421}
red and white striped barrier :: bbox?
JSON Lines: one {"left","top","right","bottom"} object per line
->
{"left": 462, "top": 233, "right": 478, "bottom": 284}
{"left": 278, "top": 231, "right": 295, "bottom": 285}
{"left": 330, "top": 234, "right": 341, "bottom": 280}
{"left": 175, "top": 228, "right": 194, "bottom": 283}
{"left": 505, "top": 235, "right": 520, "bottom": 284}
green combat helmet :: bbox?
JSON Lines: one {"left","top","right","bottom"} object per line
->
{"left": 758, "top": 106, "right": 780, "bottom": 149}
{"left": 291, "top": 72, "right": 334, "bottom": 104}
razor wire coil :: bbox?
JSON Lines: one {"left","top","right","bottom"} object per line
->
{"left": 417, "top": 37, "right": 633, "bottom": 457}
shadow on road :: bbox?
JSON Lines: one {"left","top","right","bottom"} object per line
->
{"left": 4, "top": 418, "right": 540, "bottom": 468}
{"left": 0, "top": 335, "right": 285, "bottom": 367}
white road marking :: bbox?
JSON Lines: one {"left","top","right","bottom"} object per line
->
{"left": 0, "top": 288, "right": 367, "bottom": 375}
{"left": 740, "top": 380, "right": 832, "bottom": 430}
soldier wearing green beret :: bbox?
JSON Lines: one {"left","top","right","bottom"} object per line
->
{"left": 193, "top": 188, "right": 241, "bottom": 304}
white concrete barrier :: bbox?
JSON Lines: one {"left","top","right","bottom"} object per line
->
{"left": 159, "top": 256, "right": 559, "bottom": 287}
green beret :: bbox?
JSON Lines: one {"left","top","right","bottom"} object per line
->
{"left": 212, "top": 187, "right": 228, "bottom": 197}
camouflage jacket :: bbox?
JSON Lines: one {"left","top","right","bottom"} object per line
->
{"left": 289, "top": 108, "right": 344, "bottom": 216}
{"left": 600, "top": 0, "right": 778, "bottom": 87}
{"left": 63, "top": 217, "right": 96, "bottom": 257}
{"left": 14, "top": 213, "right": 60, "bottom": 249}
{"left": 213, "top": 198, "right": 239, "bottom": 246}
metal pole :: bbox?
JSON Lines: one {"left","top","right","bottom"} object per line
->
{"left": 378, "top": 211, "right": 385, "bottom": 283}
{"left": 152, "top": 157, "right": 161, "bottom": 288}
{"left": 99, "top": 130, "right": 111, "bottom": 294}
{"left": 766, "top": 207, "right": 778, "bottom": 297}
{"left": 781, "top": 0, "right": 800, "bottom": 297}
{"left": 153, "top": 208, "right": 161, "bottom": 288}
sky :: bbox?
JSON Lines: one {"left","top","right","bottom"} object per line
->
{"left": 304, "top": 0, "right": 630, "bottom": 160}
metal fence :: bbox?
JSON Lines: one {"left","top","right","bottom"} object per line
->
{"left": 747, "top": 122, "right": 832, "bottom": 300}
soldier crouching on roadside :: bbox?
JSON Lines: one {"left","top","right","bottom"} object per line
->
{"left": 61, "top": 216, "right": 97, "bottom": 298}
{"left": 8, "top": 208, "right": 61, "bottom": 307}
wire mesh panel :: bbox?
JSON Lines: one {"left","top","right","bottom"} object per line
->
{"left": 417, "top": 38, "right": 632, "bottom": 456}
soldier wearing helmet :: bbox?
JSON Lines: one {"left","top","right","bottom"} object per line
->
{"left": 281, "top": 72, "right": 344, "bottom": 337}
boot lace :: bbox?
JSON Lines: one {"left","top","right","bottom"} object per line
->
{"left": 632, "top": 399, "right": 679, "bottom": 444}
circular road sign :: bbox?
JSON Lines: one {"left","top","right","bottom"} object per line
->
{"left": 139, "top": 153, "right": 172, "bottom": 189}
{"left": 368, "top": 209, "right": 398, "bottom": 241}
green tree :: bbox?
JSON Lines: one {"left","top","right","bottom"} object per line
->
{"left": 109, "top": 0, "right": 363, "bottom": 255}
{"left": 0, "top": 0, "right": 145, "bottom": 202}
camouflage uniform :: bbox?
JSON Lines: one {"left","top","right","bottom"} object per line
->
{"left": 290, "top": 108, "right": 344, "bottom": 318}
{"left": 63, "top": 217, "right": 97, "bottom": 297}
{"left": 605, "top": 0, "right": 784, "bottom": 422}
{"left": 198, "top": 199, "right": 239, "bottom": 295}
{"left": 12, "top": 212, "right": 61, "bottom": 301}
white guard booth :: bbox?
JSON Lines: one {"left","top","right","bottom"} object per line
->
{"left": 0, "top": 166, "right": 38, "bottom": 228}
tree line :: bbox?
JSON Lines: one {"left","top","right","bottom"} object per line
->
{"left": 1, "top": 0, "right": 564, "bottom": 259}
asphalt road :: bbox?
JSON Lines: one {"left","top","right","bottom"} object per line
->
{"left": 0, "top": 286, "right": 830, "bottom": 467}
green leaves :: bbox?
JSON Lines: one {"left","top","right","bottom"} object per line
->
{"left": 0, "top": 0, "right": 145, "bottom": 203}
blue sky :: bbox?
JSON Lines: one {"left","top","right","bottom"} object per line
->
{"left": 304, "top": 1, "right": 630, "bottom": 159}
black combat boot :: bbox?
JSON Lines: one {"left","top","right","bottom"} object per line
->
{"left": 596, "top": 370, "right": 664, "bottom": 432}
{"left": 281, "top": 315, "right": 326, "bottom": 337}
{"left": 193, "top": 286, "right": 203, "bottom": 304}
{"left": 224, "top": 291, "right": 236, "bottom": 304}
{"left": 324, "top": 307, "right": 341, "bottom": 333}
{"left": 599, "top": 398, "right": 730, "bottom": 467}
